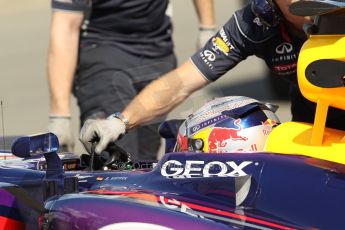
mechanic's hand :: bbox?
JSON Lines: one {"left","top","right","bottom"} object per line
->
{"left": 197, "top": 25, "right": 217, "bottom": 49}
{"left": 79, "top": 117, "right": 126, "bottom": 155}
{"left": 48, "top": 115, "right": 74, "bottom": 152}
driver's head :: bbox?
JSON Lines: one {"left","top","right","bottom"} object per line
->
{"left": 174, "top": 96, "right": 280, "bottom": 153}
{"left": 252, "top": 0, "right": 313, "bottom": 31}
{"left": 275, "top": 0, "right": 313, "bottom": 30}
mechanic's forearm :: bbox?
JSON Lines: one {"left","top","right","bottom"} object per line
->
{"left": 193, "top": 0, "right": 215, "bottom": 27}
{"left": 48, "top": 11, "right": 82, "bottom": 116}
{"left": 122, "top": 60, "right": 208, "bottom": 129}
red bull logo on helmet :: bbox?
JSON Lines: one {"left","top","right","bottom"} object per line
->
{"left": 176, "top": 133, "right": 189, "bottom": 152}
{"left": 208, "top": 119, "right": 248, "bottom": 153}
{"left": 262, "top": 119, "right": 278, "bottom": 136}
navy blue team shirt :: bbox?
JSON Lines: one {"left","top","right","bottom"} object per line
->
{"left": 52, "top": 0, "right": 173, "bottom": 57}
{"left": 191, "top": 3, "right": 306, "bottom": 84}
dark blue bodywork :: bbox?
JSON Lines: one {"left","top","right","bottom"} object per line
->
{"left": 0, "top": 133, "right": 345, "bottom": 229}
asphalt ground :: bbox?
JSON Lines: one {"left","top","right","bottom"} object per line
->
{"left": 0, "top": 0, "right": 291, "bottom": 154}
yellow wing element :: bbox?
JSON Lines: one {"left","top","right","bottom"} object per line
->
{"left": 265, "top": 122, "right": 345, "bottom": 163}
{"left": 265, "top": 10, "right": 345, "bottom": 163}
{"left": 297, "top": 35, "right": 345, "bottom": 145}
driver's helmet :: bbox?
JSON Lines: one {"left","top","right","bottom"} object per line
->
{"left": 175, "top": 96, "right": 280, "bottom": 153}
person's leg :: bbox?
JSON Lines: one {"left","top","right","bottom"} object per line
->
{"left": 74, "top": 42, "right": 178, "bottom": 160}
{"left": 131, "top": 54, "right": 177, "bottom": 160}
{"left": 73, "top": 43, "right": 141, "bottom": 159}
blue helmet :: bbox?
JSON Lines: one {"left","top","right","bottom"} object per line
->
{"left": 175, "top": 96, "right": 281, "bottom": 153}
{"left": 251, "top": 0, "right": 283, "bottom": 27}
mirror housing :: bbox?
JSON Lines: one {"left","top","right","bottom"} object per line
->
{"left": 11, "top": 133, "right": 59, "bottom": 158}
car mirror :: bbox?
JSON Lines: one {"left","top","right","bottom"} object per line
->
{"left": 11, "top": 133, "right": 59, "bottom": 158}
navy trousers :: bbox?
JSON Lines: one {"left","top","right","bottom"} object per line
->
{"left": 73, "top": 42, "right": 177, "bottom": 160}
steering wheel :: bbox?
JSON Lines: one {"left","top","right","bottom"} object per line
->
{"left": 81, "top": 142, "right": 132, "bottom": 171}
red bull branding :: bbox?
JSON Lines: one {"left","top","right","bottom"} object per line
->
{"left": 208, "top": 119, "right": 248, "bottom": 153}
{"left": 176, "top": 133, "right": 189, "bottom": 152}
{"left": 262, "top": 119, "right": 278, "bottom": 136}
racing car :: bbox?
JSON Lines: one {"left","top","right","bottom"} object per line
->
{"left": 0, "top": 0, "right": 345, "bottom": 229}
{"left": 3, "top": 132, "right": 345, "bottom": 230}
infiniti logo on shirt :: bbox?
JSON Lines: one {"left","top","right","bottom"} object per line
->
{"left": 204, "top": 50, "right": 216, "bottom": 61}
{"left": 275, "top": 42, "right": 293, "bottom": 54}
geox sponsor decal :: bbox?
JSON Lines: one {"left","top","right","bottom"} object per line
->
{"left": 211, "top": 28, "right": 234, "bottom": 56}
{"left": 161, "top": 160, "right": 253, "bottom": 178}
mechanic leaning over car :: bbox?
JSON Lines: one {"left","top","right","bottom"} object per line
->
{"left": 80, "top": 0, "right": 345, "bottom": 155}
{"left": 47, "top": 0, "right": 216, "bottom": 160}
